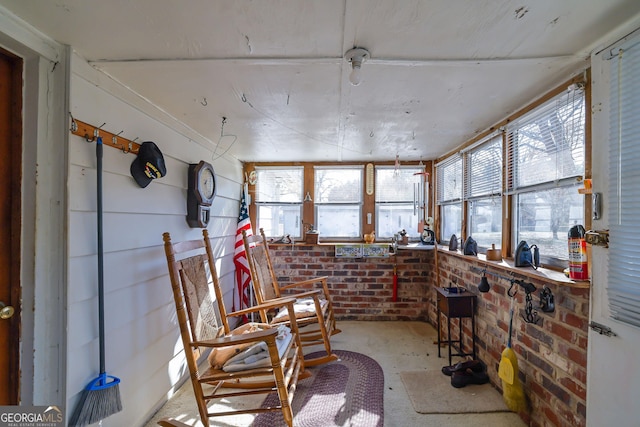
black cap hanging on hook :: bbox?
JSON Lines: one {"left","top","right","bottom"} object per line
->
{"left": 130, "top": 141, "right": 166, "bottom": 188}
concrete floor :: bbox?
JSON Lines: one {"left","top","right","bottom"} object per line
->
{"left": 144, "top": 321, "right": 526, "bottom": 427}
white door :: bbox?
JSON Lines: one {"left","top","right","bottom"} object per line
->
{"left": 586, "top": 25, "right": 640, "bottom": 427}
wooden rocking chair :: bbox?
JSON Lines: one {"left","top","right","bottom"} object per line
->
{"left": 242, "top": 228, "right": 341, "bottom": 366}
{"left": 162, "top": 229, "right": 307, "bottom": 427}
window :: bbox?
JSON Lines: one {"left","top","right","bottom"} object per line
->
{"left": 436, "top": 156, "right": 463, "bottom": 242}
{"left": 507, "top": 86, "right": 585, "bottom": 265}
{"left": 314, "top": 166, "right": 363, "bottom": 239}
{"left": 375, "top": 166, "right": 424, "bottom": 239}
{"left": 464, "top": 135, "right": 503, "bottom": 250}
{"left": 254, "top": 167, "right": 303, "bottom": 238}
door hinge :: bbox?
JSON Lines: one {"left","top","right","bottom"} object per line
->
{"left": 589, "top": 321, "right": 617, "bottom": 337}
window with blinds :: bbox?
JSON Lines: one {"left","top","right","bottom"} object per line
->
{"left": 507, "top": 89, "right": 585, "bottom": 191}
{"left": 436, "top": 155, "right": 463, "bottom": 242}
{"left": 506, "top": 87, "right": 586, "bottom": 263}
{"left": 375, "top": 166, "right": 423, "bottom": 238}
{"left": 607, "top": 32, "right": 640, "bottom": 328}
{"left": 464, "top": 134, "right": 503, "bottom": 249}
{"left": 254, "top": 166, "right": 303, "bottom": 238}
{"left": 314, "top": 166, "right": 363, "bottom": 238}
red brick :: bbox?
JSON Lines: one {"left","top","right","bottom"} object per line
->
{"left": 562, "top": 311, "right": 588, "bottom": 331}
{"left": 558, "top": 376, "right": 586, "bottom": 400}
{"left": 549, "top": 321, "right": 575, "bottom": 343}
{"left": 567, "top": 346, "right": 587, "bottom": 367}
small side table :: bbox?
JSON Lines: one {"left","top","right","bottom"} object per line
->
{"left": 435, "top": 287, "right": 477, "bottom": 366}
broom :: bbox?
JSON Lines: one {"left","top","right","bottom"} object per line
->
{"left": 498, "top": 290, "right": 527, "bottom": 413}
{"left": 69, "top": 137, "right": 122, "bottom": 426}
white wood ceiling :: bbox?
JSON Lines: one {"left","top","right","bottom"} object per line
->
{"left": 2, "top": 0, "right": 639, "bottom": 162}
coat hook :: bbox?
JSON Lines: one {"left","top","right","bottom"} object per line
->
{"left": 112, "top": 130, "right": 123, "bottom": 146}
{"left": 93, "top": 122, "right": 106, "bottom": 138}
{"left": 112, "top": 131, "right": 130, "bottom": 153}
{"left": 69, "top": 112, "right": 78, "bottom": 132}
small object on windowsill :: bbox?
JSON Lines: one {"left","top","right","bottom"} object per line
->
{"left": 397, "top": 229, "right": 408, "bottom": 245}
{"left": 443, "top": 286, "right": 466, "bottom": 294}
{"left": 486, "top": 244, "right": 502, "bottom": 261}
{"left": 364, "top": 231, "right": 376, "bottom": 244}
{"left": 270, "top": 235, "right": 292, "bottom": 244}
{"left": 305, "top": 231, "right": 319, "bottom": 244}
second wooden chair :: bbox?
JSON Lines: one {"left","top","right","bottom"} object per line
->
{"left": 242, "top": 228, "right": 340, "bottom": 366}
{"left": 162, "top": 229, "right": 308, "bottom": 427}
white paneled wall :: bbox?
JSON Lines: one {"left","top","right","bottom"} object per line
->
{"left": 67, "top": 53, "right": 244, "bottom": 426}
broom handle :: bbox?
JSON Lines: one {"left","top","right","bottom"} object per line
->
{"left": 507, "top": 292, "right": 515, "bottom": 348}
{"left": 97, "top": 137, "right": 106, "bottom": 375}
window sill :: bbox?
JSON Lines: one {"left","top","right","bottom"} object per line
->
{"left": 437, "top": 246, "right": 590, "bottom": 289}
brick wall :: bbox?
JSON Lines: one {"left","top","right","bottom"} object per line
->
{"left": 434, "top": 251, "right": 589, "bottom": 427}
{"left": 269, "top": 244, "right": 434, "bottom": 320}
{"left": 268, "top": 243, "right": 589, "bottom": 427}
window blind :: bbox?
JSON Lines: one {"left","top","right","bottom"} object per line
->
{"left": 375, "top": 167, "right": 422, "bottom": 202}
{"left": 507, "top": 88, "right": 585, "bottom": 192}
{"left": 608, "top": 33, "right": 640, "bottom": 328}
{"left": 314, "top": 166, "right": 363, "bottom": 203}
{"left": 255, "top": 167, "right": 303, "bottom": 203}
{"left": 464, "top": 134, "right": 503, "bottom": 199}
{"left": 436, "top": 155, "right": 462, "bottom": 204}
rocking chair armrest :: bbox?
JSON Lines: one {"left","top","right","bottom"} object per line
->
{"left": 192, "top": 327, "right": 278, "bottom": 348}
{"left": 281, "top": 289, "right": 323, "bottom": 299}
{"left": 279, "top": 276, "right": 329, "bottom": 290}
{"left": 227, "top": 297, "right": 298, "bottom": 318}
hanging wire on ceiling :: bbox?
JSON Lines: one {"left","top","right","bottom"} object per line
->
{"left": 210, "top": 116, "right": 238, "bottom": 161}
{"left": 393, "top": 154, "right": 401, "bottom": 177}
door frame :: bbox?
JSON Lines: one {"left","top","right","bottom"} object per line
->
{"left": 0, "top": 10, "right": 68, "bottom": 407}
{"left": 0, "top": 44, "right": 22, "bottom": 406}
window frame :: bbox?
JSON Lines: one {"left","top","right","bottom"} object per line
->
{"left": 374, "top": 165, "right": 426, "bottom": 239}
{"left": 253, "top": 166, "right": 304, "bottom": 239}
{"left": 313, "top": 165, "right": 364, "bottom": 240}
{"left": 245, "top": 161, "right": 431, "bottom": 243}
{"left": 463, "top": 133, "right": 503, "bottom": 251}
{"left": 506, "top": 85, "right": 586, "bottom": 267}
{"left": 434, "top": 75, "right": 590, "bottom": 267}
{"left": 435, "top": 155, "right": 463, "bottom": 243}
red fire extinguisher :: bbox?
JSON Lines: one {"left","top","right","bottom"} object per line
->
{"left": 568, "top": 224, "right": 588, "bottom": 280}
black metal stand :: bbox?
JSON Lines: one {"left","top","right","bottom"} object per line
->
{"left": 436, "top": 287, "right": 477, "bottom": 366}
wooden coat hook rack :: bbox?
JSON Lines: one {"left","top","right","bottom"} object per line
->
{"left": 70, "top": 116, "right": 141, "bottom": 155}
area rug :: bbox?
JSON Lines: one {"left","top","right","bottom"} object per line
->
{"left": 400, "top": 370, "right": 509, "bottom": 414}
{"left": 253, "top": 350, "right": 384, "bottom": 427}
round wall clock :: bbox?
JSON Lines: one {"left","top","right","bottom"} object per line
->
{"left": 187, "top": 160, "right": 216, "bottom": 228}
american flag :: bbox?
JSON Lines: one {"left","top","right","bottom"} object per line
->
{"left": 233, "top": 186, "right": 253, "bottom": 319}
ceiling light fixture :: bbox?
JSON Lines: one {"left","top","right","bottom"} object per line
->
{"left": 344, "top": 47, "right": 370, "bottom": 86}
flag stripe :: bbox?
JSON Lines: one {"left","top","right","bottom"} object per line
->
{"left": 233, "top": 188, "right": 253, "bottom": 317}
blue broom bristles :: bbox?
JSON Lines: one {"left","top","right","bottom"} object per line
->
{"left": 69, "top": 373, "right": 122, "bottom": 427}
